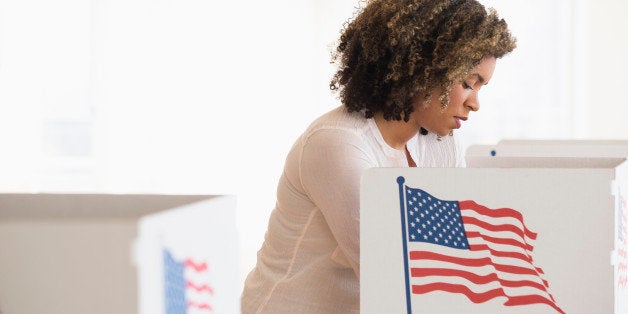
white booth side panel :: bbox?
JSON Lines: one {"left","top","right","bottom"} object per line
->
{"left": 614, "top": 162, "right": 628, "bottom": 313}
{"left": 136, "top": 195, "right": 239, "bottom": 314}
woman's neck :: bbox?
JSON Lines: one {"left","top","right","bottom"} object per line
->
{"left": 373, "top": 113, "right": 420, "bottom": 150}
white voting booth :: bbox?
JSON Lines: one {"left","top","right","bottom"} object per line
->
{"left": 136, "top": 195, "right": 239, "bottom": 314}
{"left": 466, "top": 140, "right": 628, "bottom": 163}
{"left": 0, "top": 194, "right": 239, "bottom": 314}
{"left": 361, "top": 144, "right": 628, "bottom": 313}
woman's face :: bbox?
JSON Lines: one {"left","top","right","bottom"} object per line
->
{"left": 413, "top": 56, "right": 497, "bottom": 136}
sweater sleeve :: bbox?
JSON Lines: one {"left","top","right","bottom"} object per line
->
{"left": 299, "top": 128, "right": 376, "bottom": 278}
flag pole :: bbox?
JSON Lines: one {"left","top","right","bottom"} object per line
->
{"left": 397, "top": 176, "right": 412, "bottom": 314}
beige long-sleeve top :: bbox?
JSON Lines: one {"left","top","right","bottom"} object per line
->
{"left": 241, "top": 106, "right": 462, "bottom": 313}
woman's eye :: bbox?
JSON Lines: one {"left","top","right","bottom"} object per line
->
{"left": 462, "top": 81, "right": 474, "bottom": 90}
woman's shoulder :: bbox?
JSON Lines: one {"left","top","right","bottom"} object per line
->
{"left": 304, "top": 106, "right": 370, "bottom": 139}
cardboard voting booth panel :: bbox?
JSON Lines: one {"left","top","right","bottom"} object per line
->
{"left": 360, "top": 161, "right": 628, "bottom": 313}
{"left": 0, "top": 194, "right": 238, "bottom": 314}
{"left": 136, "top": 195, "right": 239, "bottom": 314}
{"left": 466, "top": 140, "right": 628, "bottom": 166}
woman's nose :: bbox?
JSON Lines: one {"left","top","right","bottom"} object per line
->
{"left": 465, "top": 93, "right": 480, "bottom": 112}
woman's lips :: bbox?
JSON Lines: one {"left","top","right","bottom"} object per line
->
{"left": 454, "top": 117, "right": 461, "bottom": 129}
{"left": 454, "top": 116, "right": 467, "bottom": 129}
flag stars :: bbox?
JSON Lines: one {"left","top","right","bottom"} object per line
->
{"left": 405, "top": 189, "right": 471, "bottom": 250}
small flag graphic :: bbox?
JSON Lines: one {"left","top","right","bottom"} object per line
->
{"left": 164, "top": 249, "right": 214, "bottom": 314}
{"left": 617, "top": 192, "right": 628, "bottom": 289}
{"left": 396, "top": 176, "right": 564, "bottom": 314}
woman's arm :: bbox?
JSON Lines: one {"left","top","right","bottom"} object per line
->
{"left": 299, "top": 128, "right": 376, "bottom": 278}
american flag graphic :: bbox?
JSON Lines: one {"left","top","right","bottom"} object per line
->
{"left": 164, "top": 249, "right": 214, "bottom": 314}
{"left": 617, "top": 193, "right": 628, "bottom": 289}
{"left": 397, "top": 176, "right": 564, "bottom": 314}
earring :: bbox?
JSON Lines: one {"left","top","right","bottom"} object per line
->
{"left": 437, "top": 131, "right": 453, "bottom": 141}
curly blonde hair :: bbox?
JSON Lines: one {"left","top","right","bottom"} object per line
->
{"left": 330, "top": 0, "right": 516, "bottom": 121}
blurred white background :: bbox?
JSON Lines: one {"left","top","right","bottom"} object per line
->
{"left": 1, "top": 0, "right": 627, "bottom": 293}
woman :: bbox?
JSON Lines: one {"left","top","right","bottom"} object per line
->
{"left": 242, "top": 0, "right": 516, "bottom": 312}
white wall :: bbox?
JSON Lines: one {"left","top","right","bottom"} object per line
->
{"left": 586, "top": 0, "right": 628, "bottom": 139}
{"left": 473, "top": 0, "right": 628, "bottom": 142}
{"left": 0, "top": 0, "right": 358, "bottom": 294}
